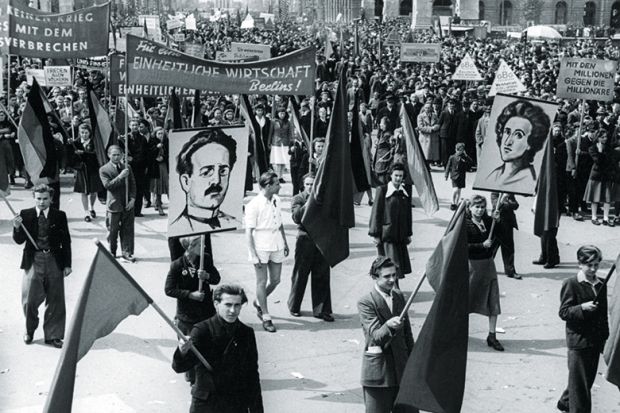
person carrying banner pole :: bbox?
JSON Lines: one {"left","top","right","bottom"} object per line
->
{"left": 309, "top": 96, "right": 315, "bottom": 170}
{"left": 123, "top": 56, "right": 130, "bottom": 204}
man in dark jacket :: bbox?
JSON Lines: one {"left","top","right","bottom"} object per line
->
{"left": 165, "top": 236, "right": 221, "bottom": 383}
{"left": 119, "top": 119, "right": 148, "bottom": 217}
{"left": 287, "top": 174, "right": 333, "bottom": 321}
{"left": 557, "top": 245, "right": 609, "bottom": 413}
{"left": 438, "top": 99, "right": 460, "bottom": 166}
{"left": 12, "top": 184, "right": 71, "bottom": 348}
{"left": 173, "top": 284, "right": 263, "bottom": 413}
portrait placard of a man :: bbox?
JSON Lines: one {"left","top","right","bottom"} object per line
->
{"left": 168, "top": 127, "right": 248, "bottom": 238}
{"left": 474, "top": 94, "right": 558, "bottom": 196}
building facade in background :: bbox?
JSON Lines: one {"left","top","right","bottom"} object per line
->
{"left": 364, "top": 0, "right": 620, "bottom": 28}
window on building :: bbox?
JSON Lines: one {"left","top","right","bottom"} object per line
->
{"left": 555, "top": 1, "right": 567, "bottom": 24}
{"left": 479, "top": 1, "right": 485, "bottom": 19}
{"left": 584, "top": 1, "right": 596, "bottom": 26}
{"left": 501, "top": 1, "right": 513, "bottom": 25}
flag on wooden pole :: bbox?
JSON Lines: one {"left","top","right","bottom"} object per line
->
{"left": 17, "top": 78, "right": 58, "bottom": 181}
{"left": 301, "top": 66, "right": 354, "bottom": 267}
{"left": 394, "top": 202, "right": 469, "bottom": 413}
{"left": 43, "top": 242, "right": 150, "bottom": 413}
{"left": 399, "top": 104, "right": 439, "bottom": 216}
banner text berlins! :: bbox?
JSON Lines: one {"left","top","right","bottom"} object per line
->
{"left": 126, "top": 35, "right": 316, "bottom": 96}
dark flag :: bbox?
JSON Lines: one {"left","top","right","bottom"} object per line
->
{"left": 399, "top": 104, "right": 439, "bottom": 216}
{"left": 604, "top": 254, "right": 620, "bottom": 387}
{"left": 394, "top": 202, "right": 470, "bottom": 413}
{"left": 17, "top": 78, "right": 58, "bottom": 181}
{"left": 236, "top": 8, "right": 242, "bottom": 26}
{"left": 350, "top": 105, "right": 371, "bottom": 193}
{"left": 165, "top": 89, "right": 185, "bottom": 130}
{"left": 37, "top": 84, "right": 70, "bottom": 144}
{"left": 191, "top": 89, "right": 202, "bottom": 128}
{"left": 43, "top": 242, "right": 150, "bottom": 413}
{"left": 86, "top": 84, "right": 113, "bottom": 167}
{"left": 239, "top": 94, "right": 268, "bottom": 174}
{"left": 301, "top": 67, "right": 355, "bottom": 267}
{"left": 288, "top": 97, "right": 311, "bottom": 152}
{"left": 533, "top": 138, "right": 559, "bottom": 237}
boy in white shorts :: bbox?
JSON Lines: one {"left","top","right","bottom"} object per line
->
{"left": 245, "top": 171, "right": 289, "bottom": 332}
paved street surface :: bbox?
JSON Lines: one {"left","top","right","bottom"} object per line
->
{"left": 1, "top": 168, "right": 619, "bottom": 413}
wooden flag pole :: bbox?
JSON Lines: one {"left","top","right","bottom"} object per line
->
{"left": 398, "top": 200, "right": 466, "bottom": 321}
{"left": 198, "top": 234, "right": 205, "bottom": 291}
{"left": 124, "top": 56, "right": 129, "bottom": 203}
{"left": 574, "top": 99, "right": 586, "bottom": 170}
{"left": 487, "top": 192, "right": 505, "bottom": 241}
{"left": 1, "top": 192, "right": 40, "bottom": 250}
{"left": 594, "top": 262, "right": 617, "bottom": 305}
{"left": 149, "top": 300, "right": 215, "bottom": 372}
{"left": 0, "top": 101, "right": 20, "bottom": 129}
{"left": 93, "top": 239, "right": 214, "bottom": 372}
{"left": 309, "top": 97, "right": 315, "bottom": 171}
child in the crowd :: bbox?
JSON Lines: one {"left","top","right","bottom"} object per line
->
{"left": 445, "top": 142, "right": 473, "bottom": 210}
{"left": 557, "top": 245, "right": 609, "bottom": 413}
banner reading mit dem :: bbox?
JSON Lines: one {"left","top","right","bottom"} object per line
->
{"left": 8, "top": 0, "right": 110, "bottom": 58}
{"left": 125, "top": 34, "right": 316, "bottom": 96}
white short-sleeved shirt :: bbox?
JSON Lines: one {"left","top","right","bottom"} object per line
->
{"left": 245, "top": 193, "right": 284, "bottom": 251}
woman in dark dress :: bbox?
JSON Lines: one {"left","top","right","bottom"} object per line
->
{"left": 147, "top": 127, "right": 169, "bottom": 216}
{"left": 466, "top": 194, "right": 504, "bottom": 351}
{"left": 73, "top": 124, "right": 104, "bottom": 222}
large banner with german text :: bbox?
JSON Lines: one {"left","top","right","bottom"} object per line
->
{"left": 7, "top": 0, "right": 110, "bottom": 58}
{"left": 125, "top": 34, "right": 316, "bottom": 96}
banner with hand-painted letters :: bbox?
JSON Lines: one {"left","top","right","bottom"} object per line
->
{"left": 8, "top": 0, "right": 110, "bottom": 58}
{"left": 126, "top": 34, "right": 316, "bottom": 96}
{"left": 109, "top": 54, "right": 195, "bottom": 97}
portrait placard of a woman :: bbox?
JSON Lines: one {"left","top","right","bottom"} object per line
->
{"left": 474, "top": 95, "right": 558, "bottom": 196}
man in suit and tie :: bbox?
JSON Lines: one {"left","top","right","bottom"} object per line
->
{"left": 358, "top": 256, "right": 415, "bottom": 413}
{"left": 12, "top": 184, "right": 72, "bottom": 348}
{"left": 287, "top": 173, "right": 333, "bottom": 321}
{"left": 99, "top": 145, "right": 136, "bottom": 263}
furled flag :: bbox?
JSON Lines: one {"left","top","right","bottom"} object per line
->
{"left": 165, "top": 89, "right": 186, "bottom": 130}
{"left": 18, "top": 78, "right": 58, "bottom": 182}
{"left": 43, "top": 242, "right": 150, "bottom": 413}
{"left": 394, "top": 201, "right": 470, "bottom": 413}
{"left": 114, "top": 97, "right": 138, "bottom": 137}
{"left": 191, "top": 89, "right": 202, "bottom": 128}
{"left": 399, "top": 104, "right": 439, "bottom": 216}
{"left": 86, "top": 84, "right": 113, "bottom": 167}
{"left": 301, "top": 66, "right": 355, "bottom": 267}
{"left": 533, "top": 138, "right": 559, "bottom": 237}
{"left": 350, "top": 104, "right": 371, "bottom": 194}
{"left": 236, "top": 8, "right": 242, "bottom": 26}
{"left": 324, "top": 39, "right": 334, "bottom": 59}
{"left": 37, "top": 84, "right": 70, "bottom": 143}
{"left": 288, "top": 97, "right": 311, "bottom": 153}
{"left": 604, "top": 254, "right": 620, "bottom": 388}
{"left": 239, "top": 94, "right": 269, "bottom": 175}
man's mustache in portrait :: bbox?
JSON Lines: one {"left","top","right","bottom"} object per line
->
{"left": 204, "top": 184, "right": 223, "bottom": 196}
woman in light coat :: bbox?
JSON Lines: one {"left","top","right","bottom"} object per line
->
{"left": 416, "top": 100, "right": 440, "bottom": 164}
